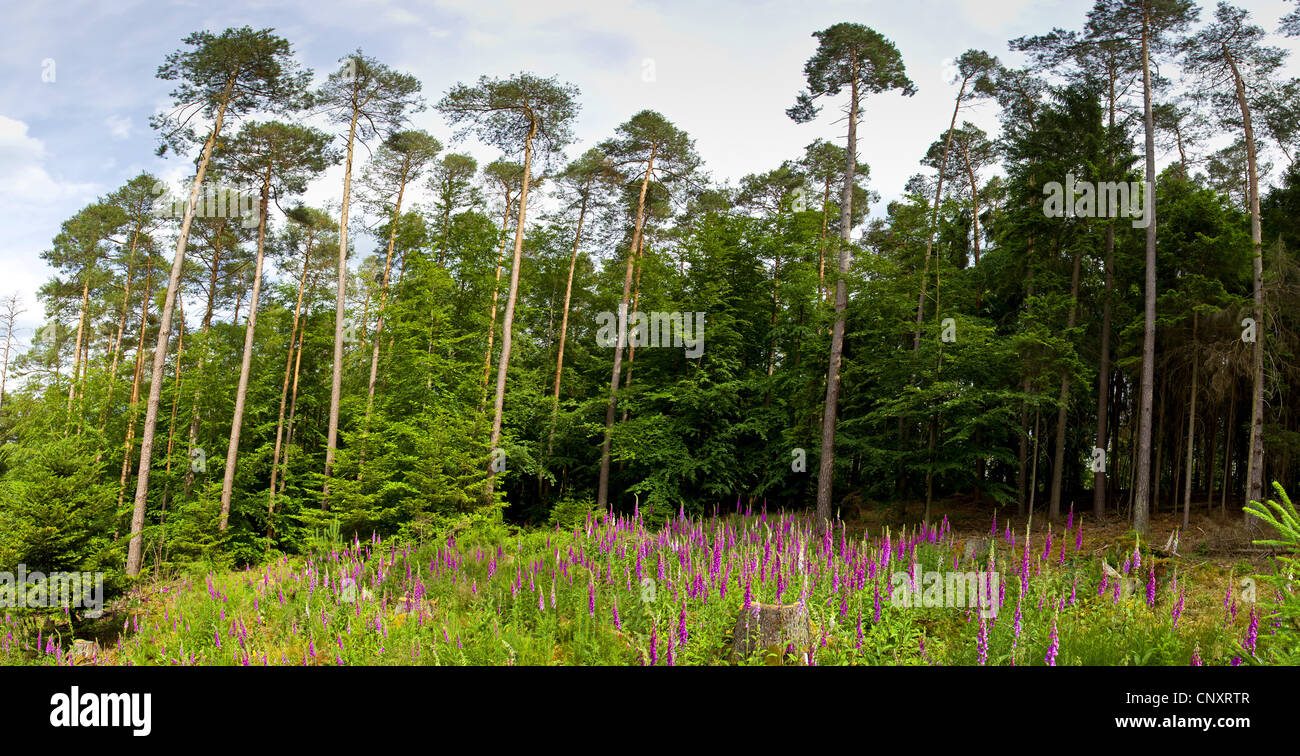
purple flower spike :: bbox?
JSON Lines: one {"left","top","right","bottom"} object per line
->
{"left": 1244, "top": 608, "right": 1259, "bottom": 655}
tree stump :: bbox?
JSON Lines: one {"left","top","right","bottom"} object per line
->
{"left": 72, "top": 639, "right": 97, "bottom": 666}
{"left": 731, "top": 603, "right": 812, "bottom": 665}
{"left": 962, "top": 537, "right": 992, "bottom": 563}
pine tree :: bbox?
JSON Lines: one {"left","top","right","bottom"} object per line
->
{"left": 210, "top": 120, "right": 336, "bottom": 530}
{"left": 438, "top": 73, "right": 580, "bottom": 504}
{"left": 788, "top": 23, "right": 916, "bottom": 524}
{"left": 313, "top": 51, "right": 424, "bottom": 506}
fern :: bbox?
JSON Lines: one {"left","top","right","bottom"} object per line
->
{"left": 1244, "top": 482, "right": 1300, "bottom": 663}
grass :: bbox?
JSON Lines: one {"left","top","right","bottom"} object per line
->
{"left": 2, "top": 503, "right": 1291, "bottom": 666}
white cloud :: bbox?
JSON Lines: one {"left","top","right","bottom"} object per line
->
{"left": 104, "top": 114, "right": 132, "bottom": 140}
{"left": 956, "top": 0, "right": 1039, "bottom": 35}
{"left": 0, "top": 115, "right": 95, "bottom": 203}
{"left": 384, "top": 7, "right": 421, "bottom": 25}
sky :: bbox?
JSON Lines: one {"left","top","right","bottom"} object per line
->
{"left": 1, "top": 0, "right": 1298, "bottom": 353}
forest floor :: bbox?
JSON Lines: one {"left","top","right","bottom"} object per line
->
{"left": 3, "top": 496, "right": 1291, "bottom": 666}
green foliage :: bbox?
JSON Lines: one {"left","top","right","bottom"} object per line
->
{"left": 0, "top": 436, "right": 117, "bottom": 575}
{"left": 4, "top": 17, "right": 1300, "bottom": 650}
{"left": 1244, "top": 482, "right": 1300, "bottom": 663}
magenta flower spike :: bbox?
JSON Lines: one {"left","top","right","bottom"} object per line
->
{"left": 1044, "top": 618, "right": 1059, "bottom": 666}
{"left": 1013, "top": 594, "right": 1022, "bottom": 640}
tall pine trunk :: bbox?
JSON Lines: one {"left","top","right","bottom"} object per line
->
{"left": 1133, "top": 11, "right": 1159, "bottom": 536}
{"left": 1049, "top": 247, "right": 1083, "bottom": 522}
{"left": 102, "top": 228, "right": 141, "bottom": 424}
{"left": 815, "top": 60, "right": 859, "bottom": 525}
{"left": 127, "top": 81, "right": 233, "bottom": 576}
{"left": 482, "top": 196, "right": 514, "bottom": 397}
{"left": 547, "top": 193, "right": 589, "bottom": 452}
{"left": 218, "top": 168, "right": 272, "bottom": 529}
{"left": 914, "top": 77, "right": 967, "bottom": 351}
{"left": 597, "top": 147, "right": 656, "bottom": 508}
{"left": 324, "top": 111, "right": 360, "bottom": 504}
{"left": 1094, "top": 224, "right": 1114, "bottom": 517}
{"left": 485, "top": 121, "right": 538, "bottom": 503}
{"left": 116, "top": 263, "right": 155, "bottom": 511}
{"left": 269, "top": 229, "right": 313, "bottom": 531}
{"left": 1183, "top": 311, "right": 1198, "bottom": 528}
{"left": 359, "top": 164, "right": 411, "bottom": 479}
{"left": 1227, "top": 51, "right": 1266, "bottom": 513}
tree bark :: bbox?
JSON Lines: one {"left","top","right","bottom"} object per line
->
{"left": 485, "top": 120, "right": 539, "bottom": 503}
{"left": 814, "top": 58, "right": 859, "bottom": 525}
{"left": 1183, "top": 311, "right": 1198, "bottom": 528}
{"left": 102, "top": 227, "right": 141, "bottom": 424}
{"left": 218, "top": 168, "right": 272, "bottom": 530}
{"left": 914, "top": 77, "right": 968, "bottom": 352}
{"left": 547, "top": 192, "right": 589, "bottom": 452}
{"left": 116, "top": 263, "right": 155, "bottom": 512}
{"left": 1133, "top": 9, "right": 1159, "bottom": 536}
{"left": 1093, "top": 224, "right": 1114, "bottom": 518}
{"left": 269, "top": 227, "right": 313, "bottom": 532}
{"left": 126, "top": 80, "right": 233, "bottom": 576}
{"left": 1049, "top": 246, "right": 1083, "bottom": 523}
{"left": 597, "top": 146, "right": 657, "bottom": 508}
{"left": 65, "top": 273, "right": 91, "bottom": 421}
{"left": 481, "top": 193, "right": 515, "bottom": 398}
{"left": 1227, "top": 49, "right": 1266, "bottom": 513}
{"left": 324, "top": 109, "right": 360, "bottom": 505}
{"left": 359, "top": 161, "right": 411, "bottom": 478}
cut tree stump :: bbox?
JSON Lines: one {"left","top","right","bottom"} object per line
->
{"left": 731, "top": 603, "right": 812, "bottom": 665}
{"left": 72, "top": 639, "right": 97, "bottom": 665}
{"left": 962, "top": 537, "right": 992, "bottom": 563}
